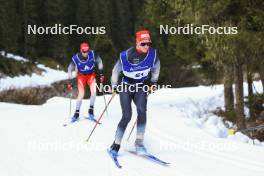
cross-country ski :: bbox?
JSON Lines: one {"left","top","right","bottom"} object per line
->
{"left": 127, "top": 150, "right": 170, "bottom": 166}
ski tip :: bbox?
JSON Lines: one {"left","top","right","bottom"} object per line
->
{"left": 163, "top": 163, "right": 171, "bottom": 166}
{"left": 161, "top": 161, "right": 171, "bottom": 165}
{"left": 107, "top": 149, "right": 122, "bottom": 169}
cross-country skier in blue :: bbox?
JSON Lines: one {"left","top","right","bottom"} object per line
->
{"left": 109, "top": 30, "right": 161, "bottom": 156}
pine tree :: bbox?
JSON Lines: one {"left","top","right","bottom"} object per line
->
{"left": 42, "top": 0, "right": 69, "bottom": 60}
{"left": 22, "top": 0, "right": 41, "bottom": 59}
{"left": 0, "top": 0, "right": 20, "bottom": 53}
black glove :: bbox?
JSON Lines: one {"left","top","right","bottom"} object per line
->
{"left": 149, "top": 82, "right": 157, "bottom": 93}
{"left": 67, "top": 79, "right": 74, "bottom": 91}
{"left": 99, "top": 73, "right": 105, "bottom": 83}
{"left": 112, "top": 85, "right": 118, "bottom": 93}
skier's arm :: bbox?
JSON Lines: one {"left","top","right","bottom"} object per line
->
{"left": 150, "top": 54, "right": 160, "bottom": 84}
{"left": 95, "top": 53, "right": 103, "bottom": 73}
{"left": 111, "top": 59, "right": 122, "bottom": 86}
{"left": 68, "top": 61, "right": 76, "bottom": 79}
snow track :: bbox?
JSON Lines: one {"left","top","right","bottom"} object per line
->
{"left": 1, "top": 85, "right": 264, "bottom": 176}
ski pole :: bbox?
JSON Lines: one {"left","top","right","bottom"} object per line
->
{"left": 86, "top": 91, "right": 117, "bottom": 143}
{"left": 126, "top": 91, "right": 153, "bottom": 142}
{"left": 127, "top": 119, "right": 137, "bottom": 141}
{"left": 101, "top": 83, "right": 108, "bottom": 116}
{"left": 103, "top": 93, "right": 108, "bottom": 116}
{"left": 69, "top": 92, "right": 72, "bottom": 118}
{"left": 67, "top": 83, "right": 73, "bottom": 118}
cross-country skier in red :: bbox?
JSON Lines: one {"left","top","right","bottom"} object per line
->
{"left": 68, "top": 42, "right": 105, "bottom": 122}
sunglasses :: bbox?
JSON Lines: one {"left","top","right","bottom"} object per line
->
{"left": 140, "top": 42, "right": 151, "bottom": 46}
{"left": 81, "top": 50, "right": 88, "bottom": 54}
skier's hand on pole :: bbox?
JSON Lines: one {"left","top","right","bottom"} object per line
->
{"left": 111, "top": 85, "right": 118, "bottom": 94}
{"left": 67, "top": 71, "right": 74, "bottom": 92}
{"left": 149, "top": 82, "right": 157, "bottom": 94}
{"left": 99, "top": 73, "right": 108, "bottom": 116}
{"left": 99, "top": 73, "right": 105, "bottom": 83}
{"left": 67, "top": 79, "right": 74, "bottom": 92}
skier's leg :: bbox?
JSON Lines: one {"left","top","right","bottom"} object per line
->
{"left": 76, "top": 76, "right": 86, "bottom": 107}
{"left": 72, "top": 75, "right": 85, "bottom": 119}
{"left": 88, "top": 73, "right": 97, "bottom": 117}
{"left": 133, "top": 88, "right": 147, "bottom": 146}
{"left": 114, "top": 90, "right": 133, "bottom": 145}
{"left": 88, "top": 73, "right": 97, "bottom": 107}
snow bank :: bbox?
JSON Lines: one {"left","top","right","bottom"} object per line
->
{"left": 0, "top": 51, "right": 29, "bottom": 62}
{"left": 154, "top": 82, "right": 263, "bottom": 146}
{"left": 0, "top": 64, "right": 68, "bottom": 91}
{"left": 0, "top": 52, "right": 68, "bottom": 91}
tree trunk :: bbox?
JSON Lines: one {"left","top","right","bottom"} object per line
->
{"left": 223, "top": 64, "right": 234, "bottom": 121}
{"left": 234, "top": 57, "right": 246, "bottom": 130}
{"left": 247, "top": 69, "right": 255, "bottom": 121}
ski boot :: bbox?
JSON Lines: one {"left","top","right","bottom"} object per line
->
{"left": 87, "top": 106, "right": 95, "bottom": 120}
{"left": 135, "top": 139, "right": 147, "bottom": 154}
{"left": 71, "top": 110, "right": 80, "bottom": 122}
{"left": 109, "top": 142, "right": 120, "bottom": 157}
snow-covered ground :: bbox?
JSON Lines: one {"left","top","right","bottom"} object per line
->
{"left": 0, "top": 51, "right": 29, "bottom": 62}
{"left": 0, "top": 52, "right": 68, "bottom": 91}
{"left": 0, "top": 64, "right": 68, "bottom": 91}
{"left": 0, "top": 83, "right": 264, "bottom": 176}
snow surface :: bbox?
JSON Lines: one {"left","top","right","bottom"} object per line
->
{"left": 0, "top": 51, "right": 69, "bottom": 91}
{"left": 0, "top": 83, "right": 264, "bottom": 176}
{"left": 0, "top": 51, "right": 29, "bottom": 62}
{"left": 0, "top": 64, "right": 68, "bottom": 91}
